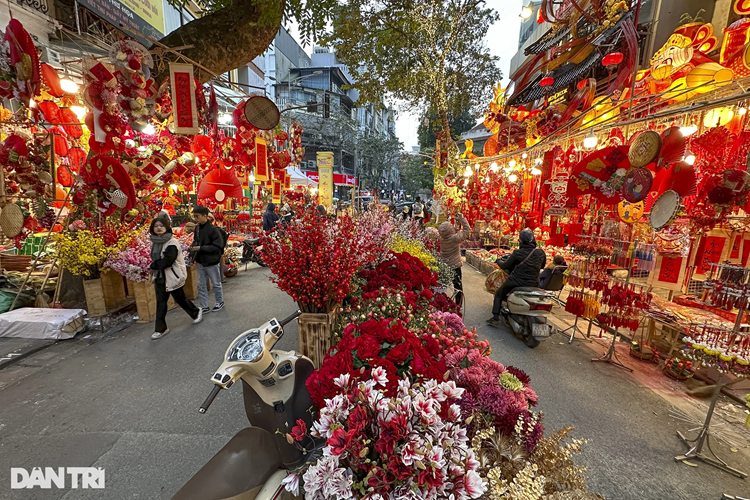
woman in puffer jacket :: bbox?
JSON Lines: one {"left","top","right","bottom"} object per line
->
{"left": 438, "top": 213, "right": 471, "bottom": 305}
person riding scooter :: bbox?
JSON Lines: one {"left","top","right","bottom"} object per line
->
{"left": 487, "top": 229, "right": 546, "bottom": 328}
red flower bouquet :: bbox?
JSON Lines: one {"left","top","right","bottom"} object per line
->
{"left": 359, "top": 252, "right": 438, "bottom": 293}
{"left": 306, "top": 319, "right": 446, "bottom": 408}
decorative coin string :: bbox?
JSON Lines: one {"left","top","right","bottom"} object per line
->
{"left": 673, "top": 263, "right": 750, "bottom": 478}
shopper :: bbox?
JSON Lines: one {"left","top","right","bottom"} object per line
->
{"left": 262, "top": 202, "right": 280, "bottom": 231}
{"left": 316, "top": 204, "right": 327, "bottom": 217}
{"left": 189, "top": 206, "right": 225, "bottom": 314}
{"left": 280, "top": 204, "right": 294, "bottom": 224}
{"left": 149, "top": 217, "right": 202, "bottom": 339}
{"left": 412, "top": 196, "right": 425, "bottom": 224}
{"left": 539, "top": 255, "right": 567, "bottom": 289}
{"left": 209, "top": 214, "right": 229, "bottom": 284}
{"left": 488, "top": 229, "right": 546, "bottom": 327}
{"left": 438, "top": 212, "right": 471, "bottom": 306}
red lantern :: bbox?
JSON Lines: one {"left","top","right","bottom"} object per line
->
{"left": 540, "top": 76, "right": 554, "bottom": 87}
{"left": 53, "top": 134, "right": 69, "bottom": 156}
{"left": 602, "top": 52, "right": 624, "bottom": 69}
{"left": 68, "top": 147, "right": 87, "bottom": 171}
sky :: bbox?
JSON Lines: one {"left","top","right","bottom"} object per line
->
{"left": 286, "top": 0, "right": 524, "bottom": 152}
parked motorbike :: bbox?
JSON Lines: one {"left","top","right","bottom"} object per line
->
{"left": 241, "top": 237, "right": 266, "bottom": 269}
{"left": 171, "top": 310, "right": 312, "bottom": 500}
{"left": 500, "top": 287, "right": 555, "bottom": 348}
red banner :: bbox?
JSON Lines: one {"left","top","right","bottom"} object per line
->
{"left": 169, "top": 63, "right": 199, "bottom": 134}
{"left": 694, "top": 235, "right": 726, "bottom": 275}
{"left": 305, "top": 172, "right": 358, "bottom": 186}
{"left": 255, "top": 138, "right": 268, "bottom": 181}
{"left": 658, "top": 255, "right": 683, "bottom": 284}
{"left": 283, "top": 173, "right": 291, "bottom": 190}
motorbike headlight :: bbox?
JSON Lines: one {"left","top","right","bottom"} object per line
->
{"left": 227, "top": 330, "right": 264, "bottom": 362}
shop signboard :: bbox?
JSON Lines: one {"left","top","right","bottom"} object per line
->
{"left": 304, "top": 172, "right": 357, "bottom": 186}
{"left": 316, "top": 152, "right": 334, "bottom": 207}
{"left": 77, "top": 0, "right": 165, "bottom": 44}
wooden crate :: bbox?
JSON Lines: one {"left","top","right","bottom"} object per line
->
{"left": 100, "top": 270, "right": 127, "bottom": 309}
{"left": 184, "top": 266, "right": 198, "bottom": 300}
{"left": 298, "top": 311, "right": 337, "bottom": 369}
{"left": 83, "top": 278, "right": 107, "bottom": 317}
{"left": 130, "top": 280, "right": 157, "bottom": 323}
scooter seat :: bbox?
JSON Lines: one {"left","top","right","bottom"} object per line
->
{"left": 170, "top": 427, "right": 283, "bottom": 500}
{"left": 512, "top": 287, "right": 546, "bottom": 293}
{"left": 244, "top": 238, "right": 260, "bottom": 245}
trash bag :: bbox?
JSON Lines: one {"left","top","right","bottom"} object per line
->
{"left": 0, "top": 289, "right": 36, "bottom": 314}
{"left": 485, "top": 269, "right": 507, "bottom": 295}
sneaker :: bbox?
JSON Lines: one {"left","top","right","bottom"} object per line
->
{"left": 212, "top": 302, "right": 225, "bottom": 312}
{"left": 201, "top": 307, "right": 210, "bottom": 315}
{"left": 486, "top": 316, "right": 499, "bottom": 324}
{"left": 151, "top": 329, "right": 170, "bottom": 339}
{"left": 193, "top": 308, "right": 203, "bottom": 324}
{"left": 487, "top": 319, "right": 502, "bottom": 329}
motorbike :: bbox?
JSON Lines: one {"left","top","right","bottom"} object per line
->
{"left": 171, "top": 310, "right": 312, "bottom": 500}
{"left": 500, "top": 287, "right": 556, "bottom": 348}
{"left": 241, "top": 237, "right": 266, "bottom": 269}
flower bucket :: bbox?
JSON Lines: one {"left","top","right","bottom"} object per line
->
{"left": 83, "top": 278, "right": 107, "bottom": 317}
{"left": 100, "top": 269, "right": 127, "bottom": 310}
{"left": 298, "top": 310, "right": 337, "bottom": 369}
{"left": 184, "top": 265, "right": 198, "bottom": 300}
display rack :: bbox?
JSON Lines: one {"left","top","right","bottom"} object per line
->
{"left": 673, "top": 262, "right": 749, "bottom": 478}
{"left": 561, "top": 253, "right": 592, "bottom": 344}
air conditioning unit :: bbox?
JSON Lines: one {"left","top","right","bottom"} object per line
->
{"left": 40, "top": 47, "right": 62, "bottom": 66}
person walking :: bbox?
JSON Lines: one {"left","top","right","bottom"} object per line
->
{"left": 149, "top": 218, "right": 202, "bottom": 339}
{"left": 487, "top": 229, "right": 546, "bottom": 327}
{"left": 262, "top": 202, "right": 280, "bottom": 231}
{"left": 412, "top": 196, "right": 425, "bottom": 225}
{"left": 189, "top": 206, "right": 225, "bottom": 314}
{"left": 209, "top": 214, "right": 229, "bottom": 284}
{"left": 438, "top": 212, "right": 471, "bottom": 306}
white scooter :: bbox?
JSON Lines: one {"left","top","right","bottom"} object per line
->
{"left": 501, "top": 288, "right": 556, "bottom": 348}
{"left": 171, "top": 310, "right": 310, "bottom": 500}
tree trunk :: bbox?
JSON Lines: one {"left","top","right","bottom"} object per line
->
{"left": 153, "top": 0, "right": 285, "bottom": 83}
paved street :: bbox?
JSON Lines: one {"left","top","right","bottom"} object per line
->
{"left": 0, "top": 264, "right": 749, "bottom": 499}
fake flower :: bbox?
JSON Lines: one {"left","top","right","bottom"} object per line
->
{"left": 105, "top": 233, "right": 152, "bottom": 282}
{"left": 390, "top": 235, "right": 437, "bottom": 270}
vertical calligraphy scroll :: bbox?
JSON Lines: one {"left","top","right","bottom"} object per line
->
{"left": 169, "top": 63, "right": 199, "bottom": 134}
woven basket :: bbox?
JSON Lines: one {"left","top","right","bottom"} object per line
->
{"left": 629, "top": 343, "right": 656, "bottom": 361}
{"left": 628, "top": 130, "right": 661, "bottom": 168}
{"left": 663, "top": 363, "right": 694, "bottom": 381}
{"left": 0, "top": 204, "right": 24, "bottom": 238}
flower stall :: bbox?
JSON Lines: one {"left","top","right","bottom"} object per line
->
{"left": 0, "top": 17, "right": 308, "bottom": 320}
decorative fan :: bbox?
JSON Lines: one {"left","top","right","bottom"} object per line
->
{"left": 41, "top": 63, "right": 64, "bottom": 97}
{"left": 650, "top": 190, "right": 682, "bottom": 230}
{"left": 568, "top": 145, "right": 631, "bottom": 205}
{"left": 655, "top": 126, "right": 686, "bottom": 169}
{"left": 197, "top": 168, "right": 244, "bottom": 203}
{"left": 244, "top": 96, "right": 280, "bottom": 130}
{"left": 628, "top": 130, "right": 662, "bottom": 168}
{"left": 617, "top": 200, "right": 645, "bottom": 223}
{"left": 659, "top": 162, "right": 697, "bottom": 197}
{"left": 621, "top": 167, "right": 653, "bottom": 202}
{"left": 82, "top": 155, "right": 136, "bottom": 215}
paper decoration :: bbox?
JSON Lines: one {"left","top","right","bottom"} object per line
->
{"left": 692, "top": 230, "right": 731, "bottom": 276}
{"left": 648, "top": 254, "right": 687, "bottom": 291}
{"left": 255, "top": 137, "right": 268, "bottom": 181}
{"left": 283, "top": 173, "right": 291, "bottom": 190}
{"left": 730, "top": 232, "right": 743, "bottom": 262}
{"left": 169, "top": 63, "right": 199, "bottom": 134}
{"left": 272, "top": 180, "right": 282, "bottom": 203}
{"left": 197, "top": 168, "right": 243, "bottom": 203}
{"left": 317, "top": 151, "right": 334, "bottom": 208}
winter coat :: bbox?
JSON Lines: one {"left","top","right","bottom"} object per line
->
{"left": 496, "top": 240, "right": 547, "bottom": 287}
{"left": 191, "top": 221, "right": 224, "bottom": 267}
{"left": 438, "top": 215, "right": 471, "bottom": 268}
{"left": 263, "top": 204, "right": 280, "bottom": 231}
{"left": 150, "top": 238, "right": 187, "bottom": 292}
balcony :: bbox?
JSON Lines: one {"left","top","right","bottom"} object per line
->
{"left": 17, "top": 0, "right": 48, "bottom": 14}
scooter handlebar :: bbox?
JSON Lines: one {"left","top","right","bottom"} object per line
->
{"left": 199, "top": 385, "right": 222, "bottom": 413}
{"left": 279, "top": 310, "right": 301, "bottom": 327}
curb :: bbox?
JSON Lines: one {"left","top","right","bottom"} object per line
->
{"left": 0, "top": 340, "right": 56, "bottom": 371}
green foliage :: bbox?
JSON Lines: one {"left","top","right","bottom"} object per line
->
{"left": 319, "top": 0, "right": 502, "bottom": 132}
{"left": 417, "top": 107, "right": 477, "bottom": 150}
{"left": 399, "top": 152, "right": 434, "bottom": 194}
{"left": 358, "top": 133, "right": 403, "bottom": 190}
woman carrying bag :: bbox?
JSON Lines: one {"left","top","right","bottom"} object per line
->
{"left": 149, "top": 218, "right": 203, "bottom": 339}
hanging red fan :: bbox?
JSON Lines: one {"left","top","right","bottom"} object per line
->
{"left": 37, "top": 100, "right": 60, "bottom": 123}
{"left": 4, "top": 19, "right": 41, "bottom": 102}
{"left": 568, "top": 145, "right": 631, "bottom": 205}
{"left": 197, "top": 167, "right": 244, "bottom": 203}
{"left": 655, "top": 126, "right": 686, "bottom": 170}
{"left": 40, "top": 63, "right": 64, "bottom": 97}
{"left": 659, "top": 162, "right": 698, "bottom": 197}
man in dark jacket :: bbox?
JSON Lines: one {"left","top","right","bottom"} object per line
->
{"left": 488, "top": 229, "right": 546, "bottom": 326}
{"left": 209, "top": 214, "right": 229, "bottom": 284}
{"left": 262, "top": 203, "right": 279, "bottom": 231}
{"left": 190, "top": 206, "right": 225, "bottom": 313}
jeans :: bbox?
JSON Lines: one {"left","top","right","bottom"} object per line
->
{"left": 197, "top": 263, "right": 224, "bottom": 309}
{"left": 155, "top": 281, "right": 200, "bottom": 333}
{"left": 452, "top": 267, "right": 463, "bottom": 306}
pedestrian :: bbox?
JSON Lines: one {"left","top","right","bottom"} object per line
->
{"left": 487, "top": 229, "right": 546, "bottom": 327}
{"left": 412, "top": 196, "right": 425, "bottom": 225}
{"left": 149, "top": 217, "right": 202, "bottom": 339}
{"left": 209, "top": 214, "right": 229, "bottom": 284}
{"left": 280, "top": 204, "right": 294, "bottom": 224}
{"left": 438, "top": 212, "right": 471, "bottom": 306}
{"left": 539, "top": 255, "right": 567, "bottom": 289}
{"left": 316, "top": 204, "right": 327, "bottom": 217}
{"left": 189, "top": 206, "right": 225, "bottom": 314}
{"left": 262, "top": 202, "right": 279, "bottom": 231}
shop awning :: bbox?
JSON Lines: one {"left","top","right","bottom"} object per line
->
{"left": 286, "top": 166, "right": 318, "bottom": 186}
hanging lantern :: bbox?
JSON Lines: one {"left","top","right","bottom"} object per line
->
{"left": 540, "top": 76, "right": 554, "bottom": 87}
{"left": 68, "top": 147, "right": 87, "bottom": 171}
{"left": 602, "top": 52, "right": 624, "bottom": 69}
{"left": 703, "top": 107, "right": 734, "bottom": 127}
{"left": 53, "top": 134, "right": 69, "bottom": 156}
{"left": 685, "top": 62, "right": 734, "bottom": 94}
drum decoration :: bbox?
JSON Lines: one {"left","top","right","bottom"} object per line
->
{"left": 628, "top": 130, "right": 662, "bottom": 168}
{"left": 621, "top": 167, "right": 653, "bottom": 202}
{"left": 618, "top": 200, "right": 645, "bottom": 223}
{"left": 649, "top": 190, "right": 682, "bottom": 230}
